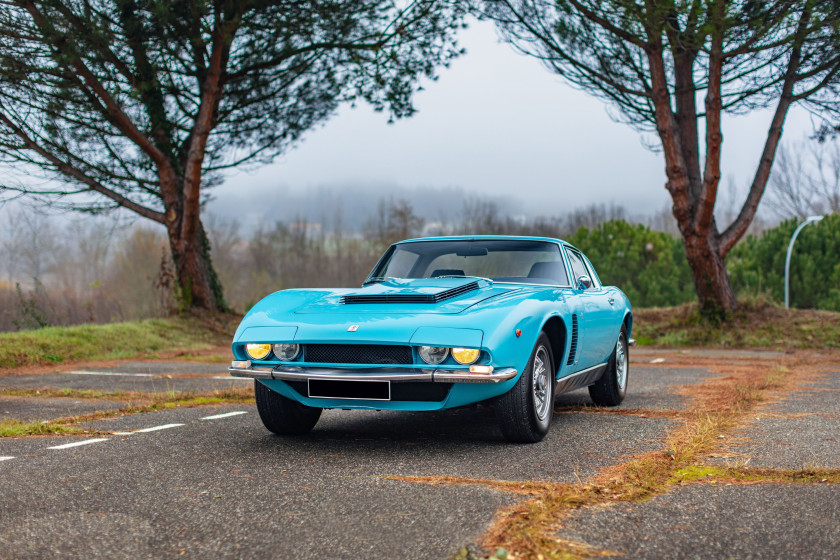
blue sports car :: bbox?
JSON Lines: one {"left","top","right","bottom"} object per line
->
{"left": 229, "top": 236, "right": 632, "bottom": 442}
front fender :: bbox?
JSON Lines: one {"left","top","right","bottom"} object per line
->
{"left": 475, "top": 289, "right": 575, "bottom": 379}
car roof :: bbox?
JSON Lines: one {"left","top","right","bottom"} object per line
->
{"left": 397, "top": 235, "right": 573, "bottom": 246}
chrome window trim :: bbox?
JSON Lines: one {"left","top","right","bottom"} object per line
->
{"left": 494, "top": 281, "right": 571, "bottom": 288}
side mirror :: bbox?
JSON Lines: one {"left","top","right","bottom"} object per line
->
{"left": 577, "top": 275, "right": 592, "bottom": 290}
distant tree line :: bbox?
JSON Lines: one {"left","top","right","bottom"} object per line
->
{"left": 2, "top": 200, "right": 836, "bottom": 332}
{"left": 0, "top": 212, "right": 177, "bottom": 330}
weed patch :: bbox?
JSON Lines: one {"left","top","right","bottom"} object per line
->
{"left": 0, "top": 418, "right": 88, "bottom": 437}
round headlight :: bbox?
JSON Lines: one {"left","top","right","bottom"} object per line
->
{"left": 273, "top": 343, "right": 300, "bottom": 361}
{"left": 418, "top": 346, "right": 448, "bottom": 365}
{"left": 245, "top": 343, "right": 272, "bottom": 360}
{"left": 452, "top": 348, "right": 480, "bottom": 365}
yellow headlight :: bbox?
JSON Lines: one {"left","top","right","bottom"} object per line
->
{"left": 451, "top": 347, "right": 480, "bottom": 365}
{"left": 245, "top": 343, "right": 272, "bottom": 360}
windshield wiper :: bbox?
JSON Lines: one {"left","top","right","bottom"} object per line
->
{"left": 433, "top": 275, "right": 492, "bottom": 282}
{"left": 362, "top": 276, "right": 393, "bottom": 286}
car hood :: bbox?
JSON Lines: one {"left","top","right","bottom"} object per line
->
{"left": 294, "top": 277, "right": 515, "bottom": 315}
{"left": 234, "top": 279, "right": 555, "bottom": 346}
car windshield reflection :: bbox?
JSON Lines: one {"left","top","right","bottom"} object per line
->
{"left": 368, "top": 239, "right": 570, "bottom": 286}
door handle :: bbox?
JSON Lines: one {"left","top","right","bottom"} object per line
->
{"left": 608, "top": 297, "right": 615, "bottom": 305}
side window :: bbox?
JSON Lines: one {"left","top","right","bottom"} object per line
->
{"left": 581, "top": 254, "right": 602, "bottom": 289}
{"left": 566, "top": 249, "right": 592, "bottom": 290}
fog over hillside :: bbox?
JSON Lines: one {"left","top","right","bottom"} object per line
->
{"left": 205, "top": 175, "right": 779, "bottom": 237}
{"left": 206, "top": 182, "right": 526, "bottom": 233}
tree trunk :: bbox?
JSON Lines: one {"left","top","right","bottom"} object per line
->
{"left": 167, "top": 217, "right": 227, "bottom": 313}
{"left": 680, "top": 229, "right": 736, "bottom": 320}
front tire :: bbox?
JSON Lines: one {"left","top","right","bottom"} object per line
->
{"left": 255, "top": 381, "right": 322, "bottom": 435}
{"left": 495, "top": 332, "right": 555, "bottom": 443}
{"left": 588, "top": 327, "right": 628, "bottom": 406}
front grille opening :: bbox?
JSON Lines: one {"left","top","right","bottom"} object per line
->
{"left": 304, "top": 344, "right": 413, "bottom": 365}
{"left": 308, "top": 379, "right": 390, "bottom": 400}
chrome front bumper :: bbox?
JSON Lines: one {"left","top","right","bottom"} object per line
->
{"left": 228, "top": 362, "right": 518, "bottom": 384}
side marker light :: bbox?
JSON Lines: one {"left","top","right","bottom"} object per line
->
{"left": 515, "top": 329, "right": 521, "bottom": 337}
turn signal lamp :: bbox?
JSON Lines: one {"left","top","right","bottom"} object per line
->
{"left": 469, "top": 365, "right": 494, "bottom": 374}
{"left": 452, "top": 348, "right": 480, "bottom": 365}
{"left": 245, "top": 343, "right": 272, "bottom": 360}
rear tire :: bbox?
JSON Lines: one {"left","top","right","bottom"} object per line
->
{"left": 255, "top": 380, "right": 322, "bottom": 435}
{"left": 495, "top": 332, "right": 555, "bottom": 443}
{"left": 588, "top": 327, "right": 628, "bottom": 406}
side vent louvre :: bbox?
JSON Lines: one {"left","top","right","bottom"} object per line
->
{"left": 566, "top": 314, "right": 578, "bottom": 366}
{"left": 341, "top": 281, "right": 479, "bottom": 304}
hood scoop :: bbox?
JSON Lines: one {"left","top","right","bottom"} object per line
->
{"left": 341, "top": 281, "right": 480, "bottom": 305}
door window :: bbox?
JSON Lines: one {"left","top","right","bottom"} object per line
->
{"left": 566, "top": 249, "right": 593, "bottom": 290}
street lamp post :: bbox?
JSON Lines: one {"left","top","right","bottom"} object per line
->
{"left": 785, "top": 215, "right": 824, "bottom": 309}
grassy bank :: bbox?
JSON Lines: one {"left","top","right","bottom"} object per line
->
{"left": 634, "top": 298, "right": 840, "bottom": 349}
{"left": 0, "top": 312, "right": 240, "bottom": 370}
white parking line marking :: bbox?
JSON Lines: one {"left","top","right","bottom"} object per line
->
{"left": 0, "top": 456, "right": 15, "bottom": 461}
{"left": 201, "top": 411, "right": 248, "bottom": 420}
{"left": 133, "top": 423, "right": 184, "bottom": 433}
{"left": 66, "top": 371, "right": 153, "bottom": 377}
{"left": 48, "top": 438, "right": 109, "bottom": 450}
{"left": 112, "top": 432, "right": 134, "bottom": 436}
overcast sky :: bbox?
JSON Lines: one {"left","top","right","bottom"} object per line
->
{"left": 211, "top": 18, "right": 819, "bottom": 220}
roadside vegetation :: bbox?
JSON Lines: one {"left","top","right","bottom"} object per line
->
{"left": 0, "top": 313, "right": 237, "bottom": 370}
{"left": 633, "top": 298, "right": 840, "bottom": 349}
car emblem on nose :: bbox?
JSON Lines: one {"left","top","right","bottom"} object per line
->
{"left": 347, "top": 325, "right": 359, "bottom": 332}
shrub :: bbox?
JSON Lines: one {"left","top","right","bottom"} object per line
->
{"left": 728, "top": 213, "right": 840, "bottom": 311}
{"left": 567, "top": 220, "right": 695, "bottom": 308}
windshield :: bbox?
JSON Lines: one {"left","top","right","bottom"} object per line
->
{"left": 368, "top": 239, "right": 570, "bottom": 286}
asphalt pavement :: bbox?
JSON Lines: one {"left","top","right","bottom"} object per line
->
{"left": 712, "top": 367, "right": 840, "bottom": 470}
{"left": 1, "top": 353, "right": 838, "bottom": 559}
{"left": 557, "top": 484, "right": 840, "bottom": 559}
{"left": 553, "top": 359, "right": 840, "bottom": 559}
